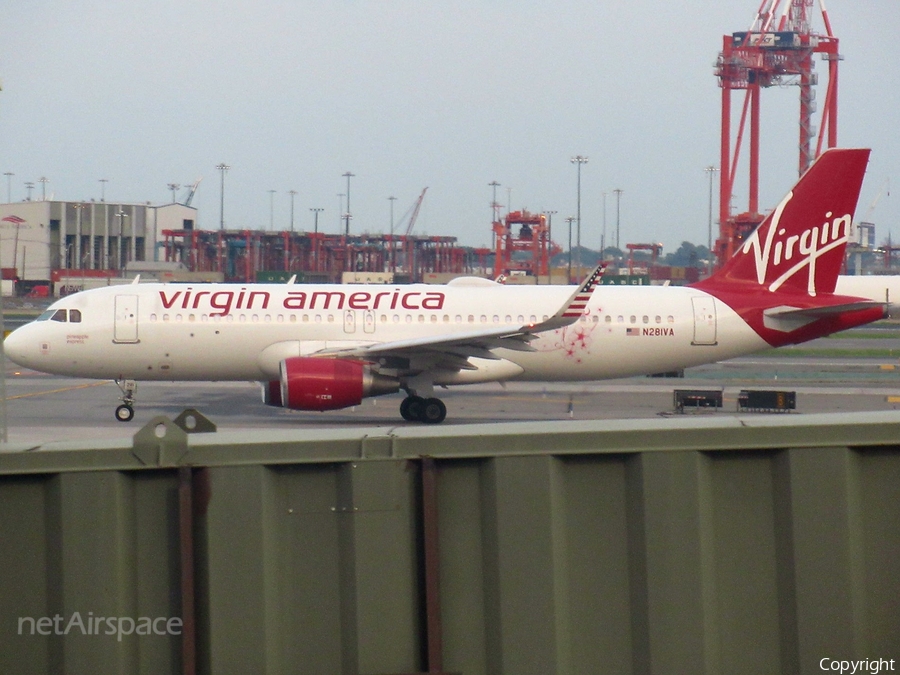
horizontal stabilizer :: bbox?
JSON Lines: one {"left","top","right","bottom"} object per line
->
{"left": 763, "top": 300, "right": 886, "bottom": 332}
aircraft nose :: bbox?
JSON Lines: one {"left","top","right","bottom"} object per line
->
{"left": 3, "top": 326, "right": 33, "bottom": 367}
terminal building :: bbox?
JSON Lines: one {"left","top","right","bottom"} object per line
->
{"left": 0, "top": 199, "right": 196, "bottom": 296}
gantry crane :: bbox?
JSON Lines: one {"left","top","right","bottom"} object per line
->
{"left": 715, "top": 0, "right": 839, "bottom": 264}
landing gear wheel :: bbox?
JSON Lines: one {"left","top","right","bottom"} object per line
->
{"left": 115, "top": 404, "right": 135, "bottom": 422}
{"left": 400, "top": 395, "right": 426, "bottom": 422}
{"left": 114, "top": 379, "right": 137, "bottom": 422}
{"left": 421, "top": 398, "right": 447, "bottom": 424}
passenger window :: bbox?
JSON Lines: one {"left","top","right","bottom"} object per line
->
{"left": 69, "top": 309, "right": 82, "bottom": 323}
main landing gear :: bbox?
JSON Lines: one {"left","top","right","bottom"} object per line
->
{"left": 399, "top": 395, "right": 447, "bottom": 424}
{"left": 115, "top": 379, "right": 137, "bottom": 422}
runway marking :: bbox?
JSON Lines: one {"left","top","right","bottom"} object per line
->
{"left": 4, "top": 380, "right": 111, "bottom": 401}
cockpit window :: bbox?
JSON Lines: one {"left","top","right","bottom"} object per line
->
{"left": 36, "top": 308, "right": 79, "bottom": 322}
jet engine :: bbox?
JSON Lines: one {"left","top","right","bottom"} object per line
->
{"left": 262, "top": 357, "right": 399, "bottom": 411}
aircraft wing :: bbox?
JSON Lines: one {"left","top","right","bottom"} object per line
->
{"left": 312, "top": 264, "right": 607, "bottom": 366}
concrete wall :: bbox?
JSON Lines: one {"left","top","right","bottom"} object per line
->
{"left": 1, "top": 412, "right": 898, "bottom": 674}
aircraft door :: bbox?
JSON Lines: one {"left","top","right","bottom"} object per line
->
{"left": 691, "top": 296, "right": 717, "bottom": 345}
{"left": 114, "top": 294, "right": 140, "bottom": 343}
{"left": 343, "top": 310, "right": 357, "bottom": 334}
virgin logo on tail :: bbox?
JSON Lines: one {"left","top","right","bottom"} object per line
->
{"left": 742, "top": 192, "right": 852, "bottom": 296}
{"left": 698, "top": 148, "right": 870, "bottom": 297}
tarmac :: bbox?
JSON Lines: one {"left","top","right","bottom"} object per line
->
{"left": 3, "top": 326, "right": 900, "bottom": 447}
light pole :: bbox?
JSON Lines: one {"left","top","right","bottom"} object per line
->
{"left": 310, "top": 207, "right": 323, "bottom": 234}
{"left": 337, "top": 193, "right": 345, "bottom": 232}
{"left": 288, "top": 190, "right": 298, "bottom": 232}
{"left": 3, "top": 172, "right": 13, "bottom": 202}
{"left": 388, "top": 195, "right": 397, "bottom": 274}
{"left": 99, "top": 178, "right": 108, "bottom": 202}
{"left": 268, "top": 189, "right": 276, "bottom": 230}
{"left": 613, "top": 188, "right": 624, "bottom": 250}
{"left": 705, "top": 165, "right": 719, "bottom": 273}
{"left": 38, "top": 176, "right": 49, "bottom": 201}
{"left": 342, "top": 171, "right": 354, "bottom": 236}
{"left": 570, "top": 156, "right": 588, "bottom": 278}
{"left": 24, "top": 182, "right": 34, "bottom": 201}
{"left": 116, "top": 210, "right": 128, "bottom": 275}
{"left": 601, "top": 192, "right": 607, "bottom": 257}
{"left": 565, "top": 216, "right": 576, "bottom": 283}
{"left": 488, "top": 181, "right": 501, "bottom": 222}
{"left": 168, "top": 183, "right": 180, "bottom": 204}
{"left": 543, "top": 210, "right": 557, "bottom": 283}
{"left": 310, "top": 207, "right": 323, "bottom": 271}
{"left": 216, "top": 163, "right": 230, "bottom": 230}
{"left": 73, "top": 203, "right": 86, "bottom": 269}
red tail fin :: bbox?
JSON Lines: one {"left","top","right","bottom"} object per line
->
{"left": 697, "top": 148, "right": 870, "bottom": 296}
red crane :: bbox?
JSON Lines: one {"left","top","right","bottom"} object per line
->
{"left": 715, "top": 0, "right": 839, "bottom": 264}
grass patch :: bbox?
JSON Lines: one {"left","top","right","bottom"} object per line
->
{"left": 825, "top": 330, "right": 900, "bottom": 340}
{"left": 762, "top": 347, "right": 900, "bottom": 358}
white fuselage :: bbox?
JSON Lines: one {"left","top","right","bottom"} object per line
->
{"left": 5, "top": 281, "right": 768, "bottom": 384}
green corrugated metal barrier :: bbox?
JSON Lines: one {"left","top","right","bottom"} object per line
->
{"left": 1, "top": 411, "right": 899, "bottom": 674}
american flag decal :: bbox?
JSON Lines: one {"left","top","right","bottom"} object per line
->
{"left": 626, "top": 327, "right": 639, "bottom": 336}
{"left": 561, "top": 263, "right": 606, "bottom": 318}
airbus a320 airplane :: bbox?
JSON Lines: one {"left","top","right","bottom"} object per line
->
{"left": 3, "top": 148, "right": 885, "bottom": 424}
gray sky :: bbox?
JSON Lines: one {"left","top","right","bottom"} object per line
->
{"left": 2, "top": 0, "right": 898, "bottom": 254}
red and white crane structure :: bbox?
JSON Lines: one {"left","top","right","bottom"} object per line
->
{"left": 715, "top": 0, "right": 840, "bottom": 264}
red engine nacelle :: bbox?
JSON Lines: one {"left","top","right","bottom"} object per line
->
{"left": 262, "top": 357, "right": 399, "bottom": 412}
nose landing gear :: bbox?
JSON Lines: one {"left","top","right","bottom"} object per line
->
{"left": 115, "top": 379, "right": 137, "bottom": 422}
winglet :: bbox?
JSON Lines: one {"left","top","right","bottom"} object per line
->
{"left": 528, "top": 263, "right": 606, "bottom": 333}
